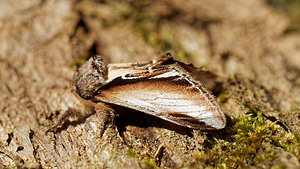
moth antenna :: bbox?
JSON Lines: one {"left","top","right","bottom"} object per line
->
{"left": 74, "top": 55, "right": 108, "bottom": 99}
{"left": 72, "top": 90, "right": 113, "bottom": 111}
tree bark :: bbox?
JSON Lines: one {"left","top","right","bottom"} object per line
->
{"left": 0, "top": 0, "right": 299, "bottom": 168}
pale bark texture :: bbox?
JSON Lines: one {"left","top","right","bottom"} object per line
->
{"left": 0, "top": 0, "right": 299, "bottom": 168}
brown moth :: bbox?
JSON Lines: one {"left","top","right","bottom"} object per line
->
{"left": 74, "top": 53, "right": 226, "bottom": 130}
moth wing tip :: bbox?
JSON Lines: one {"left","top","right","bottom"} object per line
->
{"left": 200, "top": 113, "right": 226, "bottom": 130}
{"left": 211, "top": 116, "right": 226, "bottom": 130}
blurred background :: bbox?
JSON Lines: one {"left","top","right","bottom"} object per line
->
{"left": 0, "top": 0, "right": 299, "bottom": 168}
{"left": 1, "top": 0, "right": 299, "bottom": 109}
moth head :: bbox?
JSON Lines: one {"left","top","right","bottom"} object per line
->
{"left": 74, "top": 55, "right": 108, "bottom": 99}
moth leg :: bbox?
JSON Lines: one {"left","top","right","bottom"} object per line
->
{"left": 71, "top": 91, "right": 113, "bottom": 136}
{"left": 48, "top": 106, "right": 96, "bottom": 133}
{"left": 95, "top": 106, "right": 112, "bottom": 137}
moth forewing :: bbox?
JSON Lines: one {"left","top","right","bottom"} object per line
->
{"left": 106, "top": 63, "right": 138, "bottom": 81}
{"left": 75, "top": 53, "right": 226, "bottom": 130}
{"left": 94, "top": 63, "right": 226, "bottom": 129}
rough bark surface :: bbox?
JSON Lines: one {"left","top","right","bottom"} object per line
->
{"left": 0, "top": 0, "right": 299, "bottom": 168}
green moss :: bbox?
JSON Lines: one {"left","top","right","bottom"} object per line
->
{"left": 267, "top": 0, "right": 300, "bottom": 32}
{"left": 143, "top": 157, "right": 158, "bottom": 169}
{"left": 127, "top": 146, "right": 142, "bottom": 161}
{"left": 271, "top": 166, "right": 285, "bottom": 169}
{"left": 216, "top": 87, "right": 227, "bottom": 104}
{"left": 127, "top": 146, "right": 158, "bottom": 168}
{"left": 194, "top": 104, "right": 299, "bottom": 168}
{"left": 118, "top": 1, "right": 191, "bottom": 60}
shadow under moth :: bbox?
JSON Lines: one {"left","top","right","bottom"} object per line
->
{"left": 74, "top": 53, "right": 226, "bottom": 130}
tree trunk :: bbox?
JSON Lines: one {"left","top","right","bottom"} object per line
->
{"left": 0, "top": 0, "right": 299, "bottom": 168}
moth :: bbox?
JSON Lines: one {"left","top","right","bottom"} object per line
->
{"left": 74, "top": 53, "right": 226, "bottom": 130}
